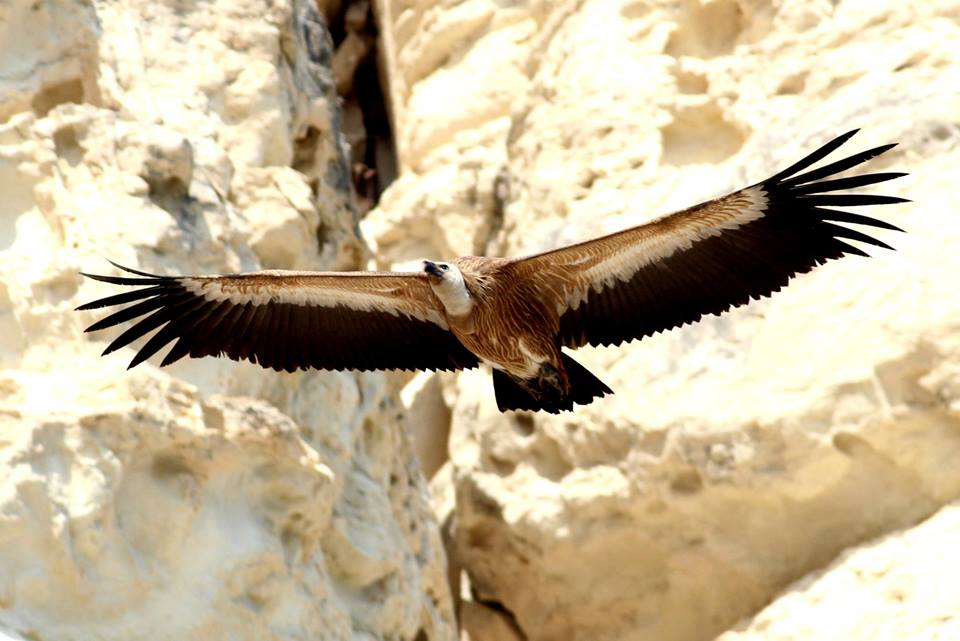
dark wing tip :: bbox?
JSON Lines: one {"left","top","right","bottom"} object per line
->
{"left": 106, "top": 260, "right": 168, "bottom": 278}
{"left": 803, "top": 194, "right": 911, "bottom": 207}
{"left": 776, "top": 142, "right": 901, "bottom": 189}
{"left": 127, "top": 351, "right": 150, "bottom": 369}
{"left": 832, "top": 240, "right": 871, "bottom": 257}
{"left": 761, "top": 131, "right": 907, "bottom": 252}
{"left": 764, "top": 129, "right": 861, "bottom": 184}
{"left": 830, "top": 129, "right": 861, "bottom": 149}
{"left": 78, "top": 272, "right": 164, "bottom": 287}
{"left": 822, "top": 222, "right": 896, "bottom": 251}
{"left": 159, "top": 347, "right": 188, "bottom": 368}
{"left": 78, "top": 261, "right": 174, "bottom": 288}
{"left": 101, "top": 342, "right": 122, "bottom": 356}
{"left": 815, "top": 209, "right": 907, "bottom": 233}
{"left": 77, "top": 261, "right": 180, "bottom": 312}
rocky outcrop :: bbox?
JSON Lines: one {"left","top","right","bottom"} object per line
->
{"left": 370, "top": 1, "right": 960, "bottom": 640}
{"left": 0, "top": 0, "right": 453, "bottom": 639}
{"left": 717, "top": 500, "right": 960, "bottom": 641}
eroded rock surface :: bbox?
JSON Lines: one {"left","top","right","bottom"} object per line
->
{"left": 370, "top": 1, "right": 960, "bottom": 640}
{"left": 0, "top": 0, "right": 453, "bottom": 639}
{"left": 717, "top": 500, "right": 960, "bottom": 641}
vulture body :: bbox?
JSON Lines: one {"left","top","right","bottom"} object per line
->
{"left": 78, "top": 130, "right": 907, "bottom": 413}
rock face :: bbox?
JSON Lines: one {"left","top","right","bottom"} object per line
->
{"left": 0, "top": 0, "right": 453, "bottom": 640}
{"left": 717, "top": 500, "right": 960, "bottom": 641}
{"left": 369, "top": 1, "right": 960, "bottom": 641}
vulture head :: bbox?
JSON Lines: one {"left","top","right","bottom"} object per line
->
{"left": 422, "top": 260, "right": 472, "bottom": 317}
{"left": 422, "top": 260, "right": 451, "bottom": 279}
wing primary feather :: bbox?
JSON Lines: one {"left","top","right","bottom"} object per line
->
{"left": 790, "top": 172, "right": 907, "bottom": 194}
{"left": 159, "top": 335, "right": 193, "bottom": 367}
{"left": 813, "top": 208, "right": 905, "bottom": 232}
{"left": 76, "top": 285, "right": 171, "bottom": 311}
{"left": 102, "top": 295, "right": 203, "bottom": 356}
{"left": 85, "top": 292, "right": 191, "bottom": 333}
{"left": 764, "top": 129, "right": 859, "bottom": 183}
{"left": 829, "top": 239, "right": 871, "bottom": 257}
{"left": 80, "top": 273, "right": 168, "bottom": 286}
{"left": 802, "top": 194, "right": 910, "bottom": 207}
{"left": 161, "top": 307, "right": 226, "bottom": 366}
{"left": 154, "top": 300, "right": 237, "bottom": 367}
{"left": 128, "top": 320, "right": 188, "bottom": 369}
{"left": 106, "top": 261, "right": 172, "bottom": 278}
{"left": 819, "top": 222, "right": 895, "bottom": 250}
{"left": 778, "top": 143, "right": 898, "bottom": 187}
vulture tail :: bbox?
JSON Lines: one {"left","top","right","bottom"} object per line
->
{"left": 492, "top": 369, "right": 543, "bottom": 413}
{"left": 561, "top": 353, "right": 614, "bottom": 409}
{"left": 492, "top": 354, "right": 613, "bottom": 414}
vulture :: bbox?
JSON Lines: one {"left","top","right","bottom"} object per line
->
{"left": 78, "top": 130, "right": 907, "bottom": 413}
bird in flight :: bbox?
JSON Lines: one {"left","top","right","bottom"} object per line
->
{"left": 78, "top": 130, "right": 907, "bottom": 413}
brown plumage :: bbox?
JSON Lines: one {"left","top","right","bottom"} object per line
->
{"left": 77, "top": 130, "right": 908, "bottom": 413}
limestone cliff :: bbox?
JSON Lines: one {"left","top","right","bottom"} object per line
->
{"left": 4, "top": 0, "right": 960, "bottom": 640}
{"left": 369, "top": 1, "right": 960, "bottom": 641}
{"left": 0, "top": 0, "right": 453, "bottom": 639}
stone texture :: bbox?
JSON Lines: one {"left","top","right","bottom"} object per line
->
{"left": 459, "top": 601, "right": 524, "bottom": 641}
{"left": 716, "top": 500, "right": 960, "bottom": 641}
{"left": 403, "top": 371, "right": 453, "bottom": 480}
{"left": 369, "top": 1, "right": 960, "bottom": 641}
{"left": 0, "top": 0, "right": 453, "bottom": 639}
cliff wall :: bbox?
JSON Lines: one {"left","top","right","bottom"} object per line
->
{"left": 0, "top": 0, "right": 453, "bottom": 639}
{"left": 368, "top": 1, "right": 960, "bottom": 640}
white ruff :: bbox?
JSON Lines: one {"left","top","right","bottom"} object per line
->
{"left": 429, "top": 266, "right": 473, "bottom": 317}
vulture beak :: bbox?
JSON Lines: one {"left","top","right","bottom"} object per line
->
{"left": 423, "top": 260, "right": 443, "bottom": 279}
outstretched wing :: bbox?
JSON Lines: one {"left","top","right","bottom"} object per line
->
{"left": 506, "top": 130, "right": 908, "bottom": 349}
{"left": 77, "top": 263, "right": 479, "bottom": 372}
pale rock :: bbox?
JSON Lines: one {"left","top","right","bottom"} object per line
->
{"left": 371, "top": 1, "right": 960, "bottom": 641}
{"left": 402, "top": 371, "right": 453, "bottom": 480}
{"left": 0, "top": 0, "right": 454, "bottom": 639}
{"left": 427, "top": 461, "right": 464, "bottom": 639}
{"left": 116, "top": 125, "right": 196, "bottom": 195}
{"left": 362, "top": 118, "right": 510, "bottom": 267}
{"left": 460, "top": 601, "right": 524, "bottom": 641}
{"left": 716, "top": 501, "right": 960, "bottom": 641}
{"left": 232, "top": 166, "right": 326, "bottom": 270}
{"left": 0, "top": 0, "right": 101, "bottom": 122}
